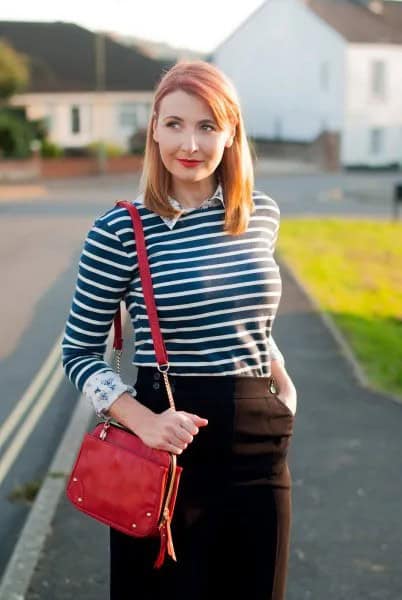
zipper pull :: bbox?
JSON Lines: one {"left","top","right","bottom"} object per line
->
{"left": 154, "top": 509, "right": 177, "bottom": 568}
{"left": 154, "top": 522, "right": 167, "bottom": 568}
{"left": 165, "top": 512, "right": 177, "bottom": 562}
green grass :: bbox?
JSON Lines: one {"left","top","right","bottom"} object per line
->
{"left": 8, "top": 478, "right": 43, "bottom": 504}
{"left": 7, "top": 473, "right": 66, "bottom": 505}
{"left": 277, "top": 218, "right": 402, "bottom": 398}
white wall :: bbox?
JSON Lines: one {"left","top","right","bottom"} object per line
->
{"left": 343, "top": 44, "right": 402, "bottom": 167}
{"left": 12, "top": 91, "right": 154, "bottom": 150}
{"left": 212, "top": 0, "right": 346, "bottom": 141}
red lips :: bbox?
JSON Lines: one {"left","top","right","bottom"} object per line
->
{"left": 177, "top": 159, "right": 202, "bottom": 167}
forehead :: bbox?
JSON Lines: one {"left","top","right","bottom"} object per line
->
{"left": 158, "top": 90, "right": 214, "bottom": 119}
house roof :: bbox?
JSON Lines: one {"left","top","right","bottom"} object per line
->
{"left": 0, "top": 21, "right": 175, "bottom": 93}
{"left": 304, "top": 0, "right": 402, "bottom": 44}
{"left": 210, "top": 0, "right": 402, "bottom": 57}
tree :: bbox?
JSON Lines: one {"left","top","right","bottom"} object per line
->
{"left": 0, "top": 39, "right": 29, "bottom": 101}
{"left": 0, "top": 40, "right": 32, "bottom": 157}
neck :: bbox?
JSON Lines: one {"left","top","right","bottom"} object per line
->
{"left": 169, "top": 176, "right": 218, "bottom": 209}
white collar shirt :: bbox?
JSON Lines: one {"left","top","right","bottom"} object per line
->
{"left": 137, "top": 182, "right": 224, "bottom": 230}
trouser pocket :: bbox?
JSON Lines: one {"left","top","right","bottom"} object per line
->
{"left": 232, "top": 388, "right": 295, "bottom": 484}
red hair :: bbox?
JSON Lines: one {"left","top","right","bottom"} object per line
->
{"left": 139, "top": 60, "right": 255, "bottom": 235}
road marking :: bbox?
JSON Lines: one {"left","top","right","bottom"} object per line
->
{"left": 0, "top": 185, "right": 48, "bottom": 202}
{"left": 0, "top": 364, "right": 65, "bottom": 486}
{"left": 0, "top": 332, "right": 63, "bottom": 453}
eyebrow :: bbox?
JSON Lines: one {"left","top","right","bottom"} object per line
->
{"left": 163, "top": 115, "right": 216, "bottom": 124}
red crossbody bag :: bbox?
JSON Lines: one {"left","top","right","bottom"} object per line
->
{"left": 66, "top": 200, "right": 182, "bottom": 568}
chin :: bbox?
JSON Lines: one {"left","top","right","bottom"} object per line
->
{"left": 171, "top": 168, "right": 207, "bottom": 182}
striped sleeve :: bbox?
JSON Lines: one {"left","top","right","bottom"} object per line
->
{"left": 61, "top": 215, "right": 136, "bottom": 415}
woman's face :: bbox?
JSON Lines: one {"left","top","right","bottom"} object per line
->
{"left": 152, "top": 89, "right": 234, "bottom": 185}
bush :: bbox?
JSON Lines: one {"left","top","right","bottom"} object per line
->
{"left": 64, "top": 146, "right": 90, "bottom": 157}
{"left": 0, "top": 39, "right": 29, "bottom": 100}
{"left": 0, "top": 109, "right": 35, "bottom": 158}
{"left": 86, "top": 141, "right": 125, "bottom": 158}
{"left": 128, "top": 128, "right": 147, "bottom": 155}
{"left": 40, "top": 139, "right": 64, "bottom": 158}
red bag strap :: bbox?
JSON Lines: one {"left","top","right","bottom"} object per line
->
{"left": 110, "top": 201, "right": 178, "bottom": 567}
{"left": 112, "top": 200, "right": 169, "bottom": 369}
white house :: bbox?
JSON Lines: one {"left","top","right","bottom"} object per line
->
{"left": 211, "top": 0, "right": 402, "bottom": 168}
{"left": 0, "top": 21, "right": 175, "bottom": 152}
{"left": 16, "top": 90, "right": 153, "bottom": 151}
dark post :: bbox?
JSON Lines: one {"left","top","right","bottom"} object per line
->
{"left": 95, "top": 31, "right": 107, "bottom": 174}
{"left": 393, "top": 183, "right": 402, "bottom": 220}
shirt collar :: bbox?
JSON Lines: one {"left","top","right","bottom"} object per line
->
{"left": 137, "top": 182, "right": 224, "bottom": 230}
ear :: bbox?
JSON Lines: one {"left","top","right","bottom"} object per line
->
{"left": 225, "top": 127, "right": 236, "bottom": 148}
{"left": 152, "top": 116, "right": 159, "bottom": 143}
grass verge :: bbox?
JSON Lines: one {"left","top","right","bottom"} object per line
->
{"left": 277, "top": 218, "right": 402, "bottom": 398}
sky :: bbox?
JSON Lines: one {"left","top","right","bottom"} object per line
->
{"left": 0, "top": 0, "right": 267, "bottom": 54}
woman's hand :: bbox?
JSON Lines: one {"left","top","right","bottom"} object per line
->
{"left": 270, "top": 361, "right": 298, "bottom": 416}
{"left": 106, "top": 392, "right": 208, "bottom": 455}
{"left": 135, "top": 407, "right": 208, "bottom": 454}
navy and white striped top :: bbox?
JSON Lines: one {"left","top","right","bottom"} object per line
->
{"left": 61, "top": 183, "right": 284, "bottom": 416}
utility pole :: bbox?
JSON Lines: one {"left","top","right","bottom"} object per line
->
{"left": 392, "top": 183, "right": 402, "bottom": 221}
{"left": 95, "top": 31, "right": 107, "bottom": 174}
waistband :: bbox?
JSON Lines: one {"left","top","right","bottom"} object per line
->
{"left": 136, "top": 366, "right": 276, "bottom": 398}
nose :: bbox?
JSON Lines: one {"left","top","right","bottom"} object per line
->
{"left": 181, "top": 131, "right": 199, "bottom": 153}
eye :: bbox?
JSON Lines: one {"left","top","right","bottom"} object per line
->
{"left": 165, "top": 122, "right": 216, "bottom": 132}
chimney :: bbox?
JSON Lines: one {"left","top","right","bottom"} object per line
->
{"left": 368, "top": 0, "right": 384, "bottom": 15}
{"left": 351, "top": 0, "right": 384, "bottom": 15}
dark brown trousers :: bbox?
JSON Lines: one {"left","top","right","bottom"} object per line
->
{"left": 109, "top": 367, "right": 295, "bottom": 600}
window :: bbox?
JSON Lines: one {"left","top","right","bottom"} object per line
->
{"left": 320, "top": 61, "right": 330, "bottom": 92}
{"left": 119, "top": 103, "right": 138, "bottom": 129}
{"left": 371, "top": 60, "right": 386, "bottom": 99}
{"left": 370, "top": 128, "right": 384, "bottom": 155}
{"left": 43, "top": 114, "right": 52, "bottom": 135}
{"left": 71, "top": 106, "right": 80, "bottom": 134}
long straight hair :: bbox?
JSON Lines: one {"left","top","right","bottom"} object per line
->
{"left": 140, "top": 60, "right": 255, "bottom": 235}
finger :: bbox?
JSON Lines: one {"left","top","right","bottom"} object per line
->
{"left": 177, "top": 426, "right": 194, "bottom": 444}
{"left": 178, "top": 416, "right": 200, "bottom": 436}
{"left": 169, "top": 429, "right": 192, "bottom": 446}
{"left": 181, "top": 412, "right": 208, "bottom": 427}
{"left": 190, "top": 414, "right": 208, "bottom": 427}
{"left": 165, "top": 441, "right": 184, "bottom": 455}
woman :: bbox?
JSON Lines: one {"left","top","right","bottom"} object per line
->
{"left": 62, "top": 59, "right": 297, "bottom": 600}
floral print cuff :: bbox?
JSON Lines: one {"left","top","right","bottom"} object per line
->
{"left": 83, "top": 370, "right": 136, "bottom": 417}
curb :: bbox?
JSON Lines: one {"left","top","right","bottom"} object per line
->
{"left": 0, "top": 393, "right": 93, "bottom": 600}
{"left": 0, "top": 328, "right": 119, "bottom": 600}
{"left": 278, "top": 257, "right": 402, "bottom": 407}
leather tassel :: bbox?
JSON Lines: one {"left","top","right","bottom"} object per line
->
{"left": 154, "top": 516, "right": 177, "bottom": 568}
{"left": 154, "top": 525, "right": 167, "bottom": 569}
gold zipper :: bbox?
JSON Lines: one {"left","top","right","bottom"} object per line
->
{"left": 158, "top": 453, "right": 177, "bottom": 527}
